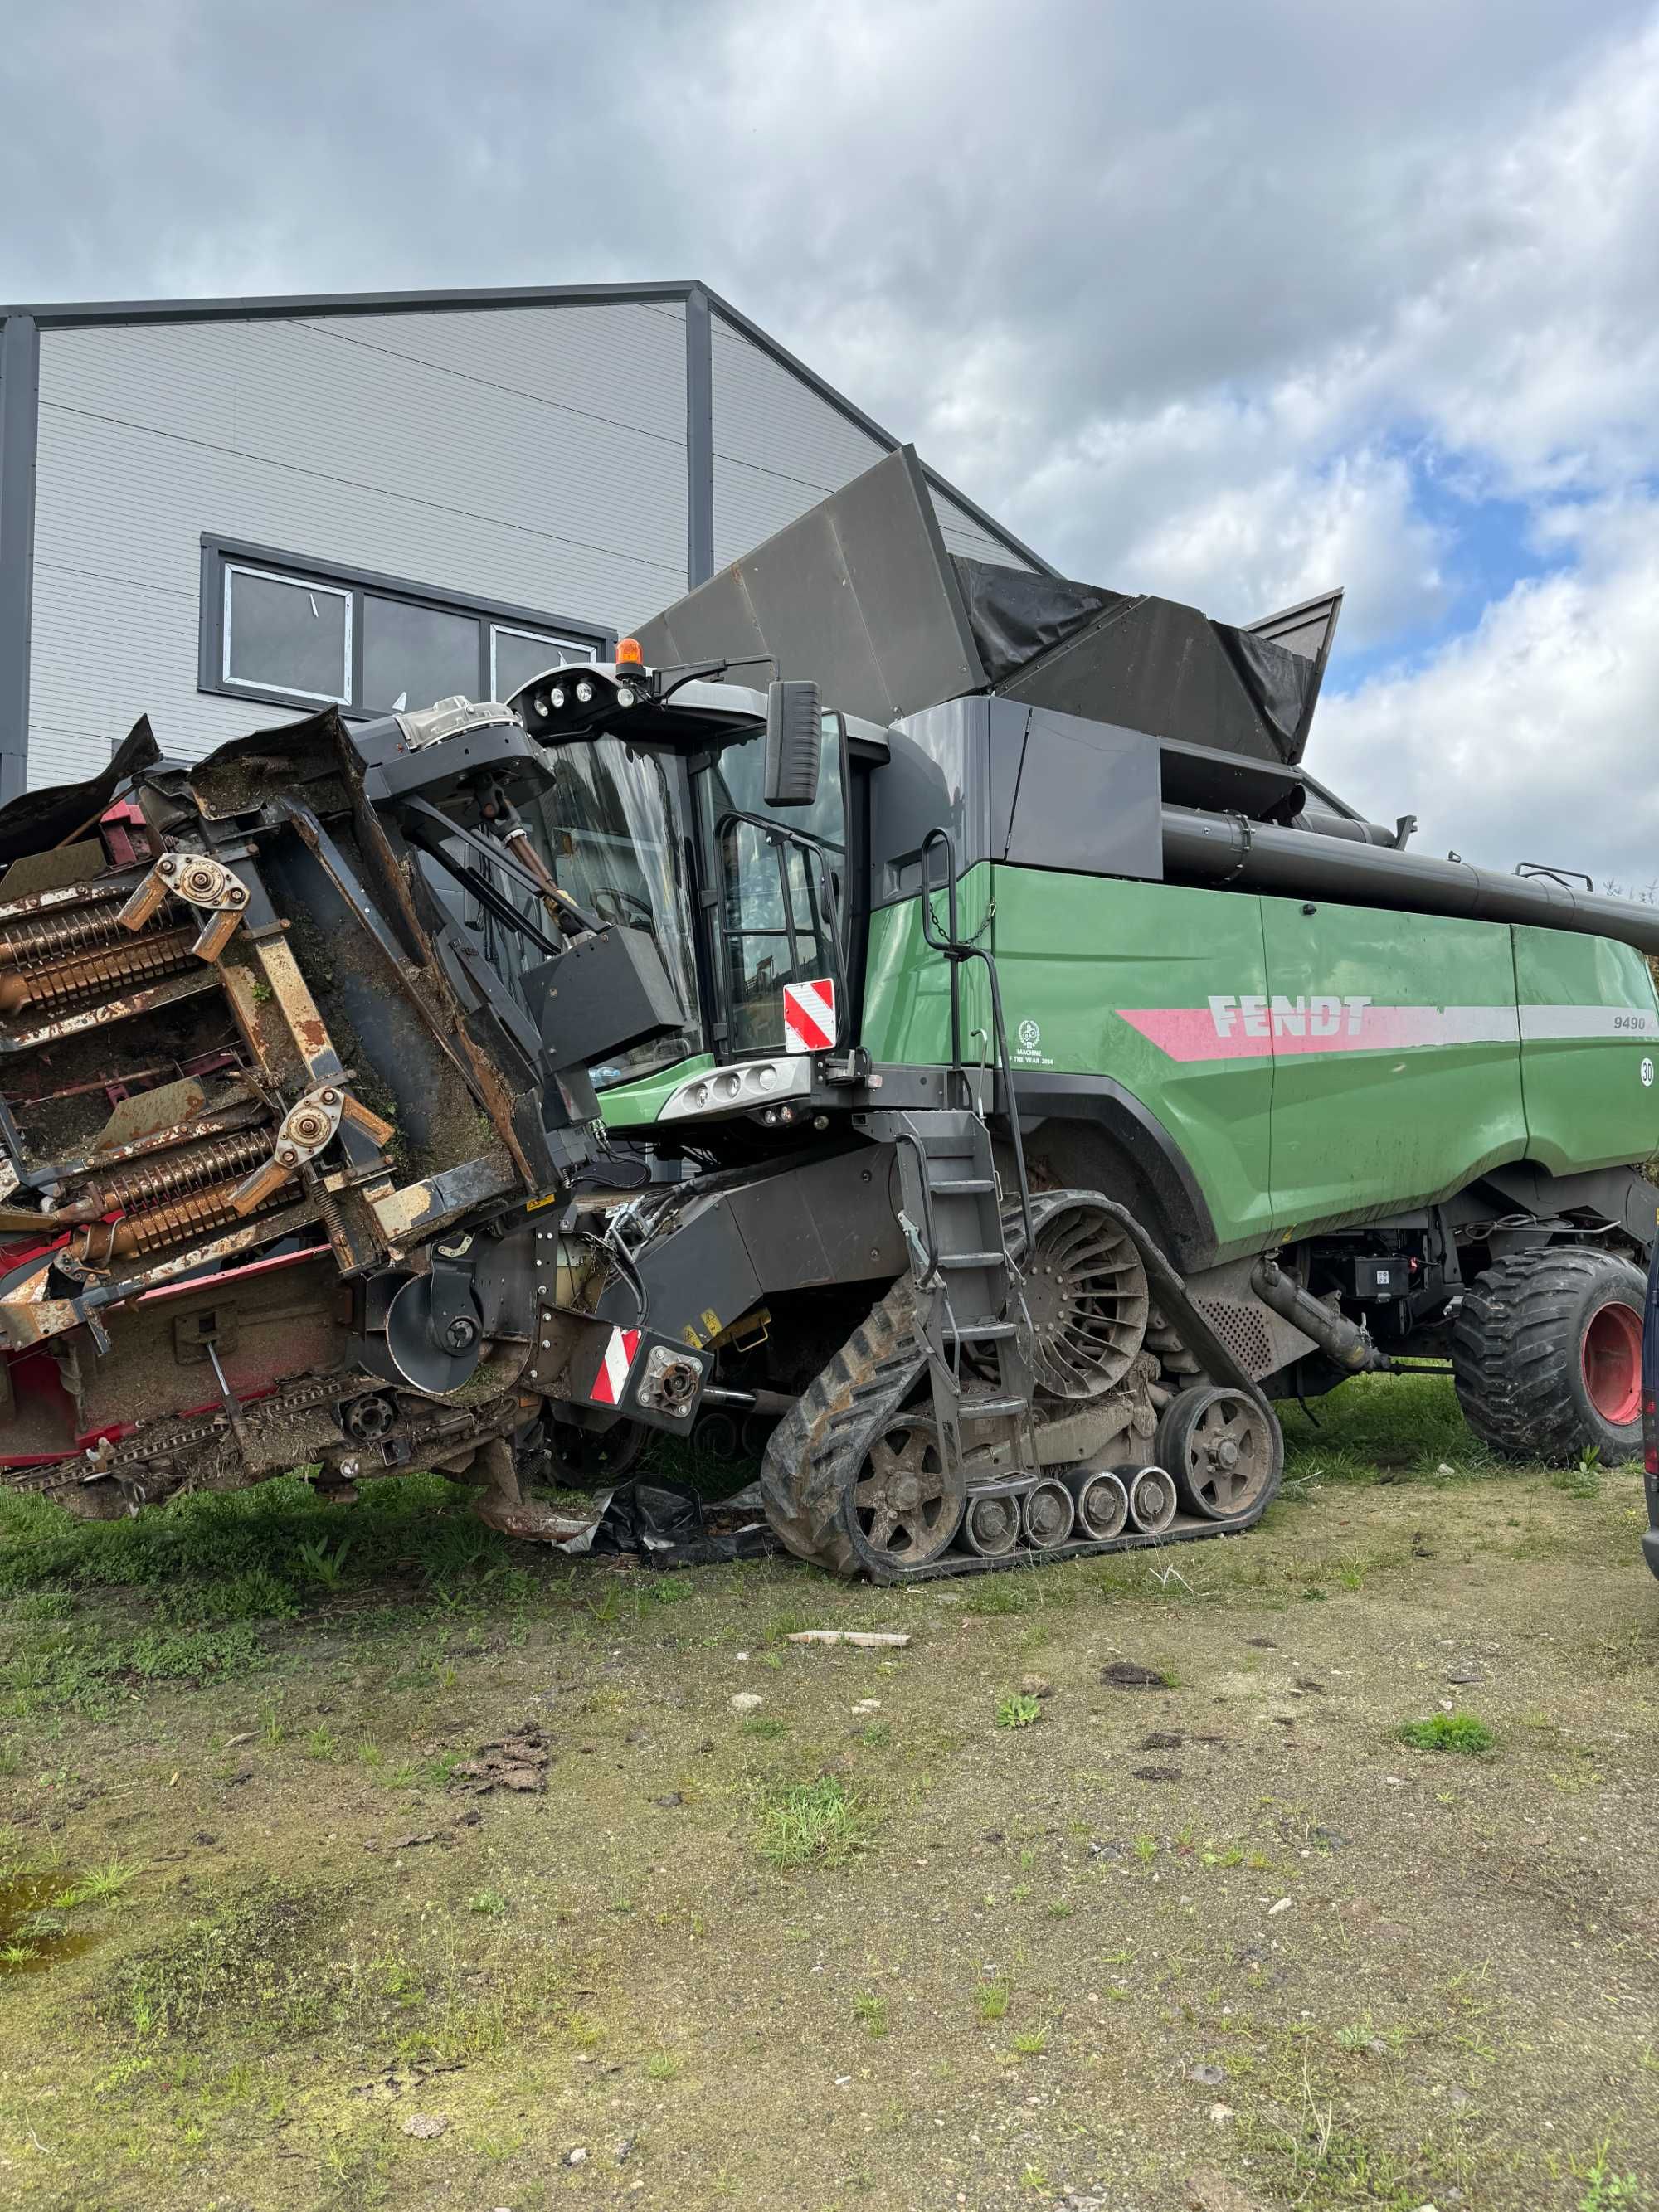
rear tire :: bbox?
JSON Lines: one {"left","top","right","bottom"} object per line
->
{"left": 1451, "top": 1247, "right": 1646, "bottom": 1466}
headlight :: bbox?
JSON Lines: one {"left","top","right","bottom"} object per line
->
{"left": 549, "top": 684, "right": 566, "bottom": 710}
{"left": 658, "top": 1059, "right": 813, "bottom": 1122}
{"left": 575, "top": 678, "right": 594, "bottom": 704}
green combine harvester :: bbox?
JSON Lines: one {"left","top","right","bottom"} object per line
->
{"left": 3, "top": 446, "right": 1654, "bottom": 1582}
{"left": 523, "top": 447, "right": 1659, "bottom": 1578}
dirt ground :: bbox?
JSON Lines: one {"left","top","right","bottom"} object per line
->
{"left": 1, "top": 1376, "right": 1655, "bottom": 2212}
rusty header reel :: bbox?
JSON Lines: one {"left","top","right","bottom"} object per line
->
{"left": 0, "top": 702, "right": 697, "bottom": 1525}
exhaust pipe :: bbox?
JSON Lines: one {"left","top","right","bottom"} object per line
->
{"left": 1251, "top": 1257, "right": 1388, "bottom": 1373}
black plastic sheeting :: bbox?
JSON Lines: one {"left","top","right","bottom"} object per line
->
{"left": 952, "top": 558, "right": 1316, "bottom": 766}
{"left": 582, "top": 1476, "right": 779, "bottom": 1568}
{"left": 951, "top": 559, "right": 1120, "bottom": 683}
{"left": 0, "top": 715, "right": 161, "bottom": 866}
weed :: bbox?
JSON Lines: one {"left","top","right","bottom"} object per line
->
{"left": 645, "top": 2049, "right": 681, "bottom": 2081}
{"left": 74, "top": 1859, "right": 144, "bottom": 1903}
{"left": 853, "top": 1990, "right": 888, "bottom": 2037}
{"left": 1010, "top": 2029, "right": 1048, "bottom": 2056}
{"left": 1554, "top": 1448, "right": 1604, "bottom": 1500}
{"left": 976, "top": 1981, "right": 1010, "bottom": 2022}
{"left": 1131, "top": 1835, "right": 1159, "bottom": 1863}
{"left": 742, "top": 1715, "right": 789, "bottom": 1740}
{"left": 1397, "top": 1711, "right": 1495, "bottom": 1756}
{"left": 859, "top": 1720, "right": 892, "bottom": 1747}
{"left": 996, "top": 1693, "right": 1043, "bottom": 1730}
{"left": 754, "top": 1777, "right": 875, "bottom": 1869}
{"left": 305, "top": 1727, "right": 338, "bottom": 1761}
{"left": 1579, "top": 2144, "right": 1648, "bottom": 2210}
{"left": 294, "top": 1535, "right": 353, "bottom": 1589}
{"left": 467, "top": 1888, "right": 508, "bottom": 1918}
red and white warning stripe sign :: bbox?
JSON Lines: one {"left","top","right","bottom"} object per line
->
{"left": 589, "top": 1325, "right": 640, "bottom": 1406}
{"left": 782, "top": 977, "right": 836, "bottom": 1054}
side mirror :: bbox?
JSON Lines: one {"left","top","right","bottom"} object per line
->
{"left": 764, "top": 679, "right": 821, "bottom": 809}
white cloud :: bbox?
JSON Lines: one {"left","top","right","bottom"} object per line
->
{"left": 1318, "top": 498, "right": 1659, "bottom": 891}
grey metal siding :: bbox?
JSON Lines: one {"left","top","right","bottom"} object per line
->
{"left": 28, "top": 303, "right": 687, "bottom": 780}
{"left": 930, "top": 483, "right": 1034, "bottom": 571}
{"left": 708, "top": 312, "right": 1032, "bottom": 579}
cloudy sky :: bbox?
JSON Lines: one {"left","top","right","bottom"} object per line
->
{"left": 4, "top": 1, "right": 1657, "bottom": 887}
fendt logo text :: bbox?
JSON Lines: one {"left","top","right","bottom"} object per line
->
{"left": 1208, "top": 994, "right": 1372, "bottom": 1039}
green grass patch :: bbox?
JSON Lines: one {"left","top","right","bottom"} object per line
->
{"left": 1397, "top": 1711, "right": 1496, "bottom": 1756}
{"left": 996, "top": 1692, "right": 1043, "bottom": 1729}
{"left": 754, "top": 1777, "right": 876, "bottom": 1869}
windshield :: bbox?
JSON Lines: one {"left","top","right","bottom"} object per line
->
{"left": 513, "top": 736, "right": 703, "bottom": 1088}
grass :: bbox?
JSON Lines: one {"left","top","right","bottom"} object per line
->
{"left": 1397, "top": 1711, "right": 1497, "bottom": 1756}
{"left": 0, "top": 1375, "right": 1655, "bottom": 2210}
{"left": 753, "top": 1776, "right": 876, "bottom": 1869}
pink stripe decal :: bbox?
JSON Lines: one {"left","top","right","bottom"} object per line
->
{"left": 1119, "top": 999, "right": 1520, "bottom": 1064}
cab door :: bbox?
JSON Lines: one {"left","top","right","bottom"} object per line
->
{"left": 1262, "top": 895, "right": 1525, "bottom": 1232}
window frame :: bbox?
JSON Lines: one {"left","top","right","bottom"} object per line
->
{"left": 199, "top": 535, "right": 614, "bottom": 722}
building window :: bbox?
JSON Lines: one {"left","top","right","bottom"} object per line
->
{"left": 201, "top": 537, "right": 610, "bottom": 720}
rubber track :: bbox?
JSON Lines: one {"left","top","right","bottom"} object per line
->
{"left": 759, "top": 1269, "right": 1280, "bottom": 1582}
{"left": 1450, "top": 1247, "right": 1644, "bottom": 1463}
{"left": 759, "top": 1274, "right": 930, "bottom": 1578}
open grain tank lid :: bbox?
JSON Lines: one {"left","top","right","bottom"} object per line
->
{"left": 634, "top": 446, "right": 1341, "bottom": 767}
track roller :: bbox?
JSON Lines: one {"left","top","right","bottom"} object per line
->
{"left": 1064, "top": 1466, "right": 1129, "bottom": 1540}
{"left": 961, "top": 1491, "right": 1024, "bottom": 1557}
{"left": 1127, "top": 1464, "right": 1177, "bottom": 1534}
{"left": 1021, "top": 1476, "right": 1077, "bottom": 1550}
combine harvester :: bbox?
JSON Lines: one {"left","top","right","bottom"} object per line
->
{"left": 2, "top": 448, "right": 1657, "bottom": 1580}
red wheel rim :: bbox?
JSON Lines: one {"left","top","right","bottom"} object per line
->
{"left": 1581, "top": 1300, "right": 1642, "bottom": 1426}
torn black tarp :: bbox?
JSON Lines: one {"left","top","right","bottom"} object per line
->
{"left": 562, "top": 1475, "right": 779, "bottom": 1568}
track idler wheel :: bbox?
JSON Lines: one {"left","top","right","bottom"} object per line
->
{"left": 961, "top": 1491, "right": 1022, "bottom": 1558}
{"left": 1155, "top": 1384, "right": 1282, "bottom": 1521}
{"left": 1021, "top": 1476, "right": 1076, "bottom": 1550}
{"left": 1065, "top": 1466, "right": 1129, "bottom": 1540}
{"left": 1128, "top": 1464, "right": 1178, "bottom": 1534}
{"left": 848, "top": 1416, "right": 965, "bottom": 1574}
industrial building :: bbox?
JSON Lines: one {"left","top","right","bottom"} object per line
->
{"left": 0, "top": 280, "right": 1046, "bottom": 800}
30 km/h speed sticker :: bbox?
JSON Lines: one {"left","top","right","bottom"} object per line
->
{"left": 782, "top": 978, "right": 836, "bottom": 1053}
{"left": 1641, "top": 1057, "right": 1654, "bottom": 1088}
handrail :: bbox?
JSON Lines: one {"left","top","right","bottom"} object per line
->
{"left": 917, "top": 827, "right": 1034, "bottom": 1262}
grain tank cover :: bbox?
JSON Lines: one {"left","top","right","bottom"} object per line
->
{"left": 635, "top": 448, "right": 1338, "bottom": 766}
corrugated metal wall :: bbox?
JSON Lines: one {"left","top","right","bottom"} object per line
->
{"left": 22, "top": 294, "right": 1038, "bottom": 789}
{"left": 27, "top": 300, "right": 688, "bottom": 782}
{"left": 709, "top": 314, "right": 1033, "bottom": 576}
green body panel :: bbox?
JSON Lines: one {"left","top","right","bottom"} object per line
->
{"left": 603, "top": 862, "right": 1658, "bottom": 1253}
{"left": 1511, "top": 927, "right": 1659, "bottom": 1172}
{"left": 1258, "top": 896, "right": 1525, "bottom": 1234}
{"left": 864, "top": 866, "right": 1657, "bottom": 1251}
{"left": 980, "top": 868, "right": 1276, "bottom": 1248}
{"left": 860, "top": 863, "right": 992, "bottom": 1069}
{"left": 599, "top": 1052, "right": 714, "bottom": 1131}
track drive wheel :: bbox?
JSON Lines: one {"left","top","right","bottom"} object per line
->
{"left": 1451, "top": 1247, "right": 1646, "bottom": 1465}
{"left": 1155, "top": 1384, "right": 1282, "bottom": 1521}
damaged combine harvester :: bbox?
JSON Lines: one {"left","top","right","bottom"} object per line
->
{"left": 5, "top": 445, "right": 1659, "bottom": 1583}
